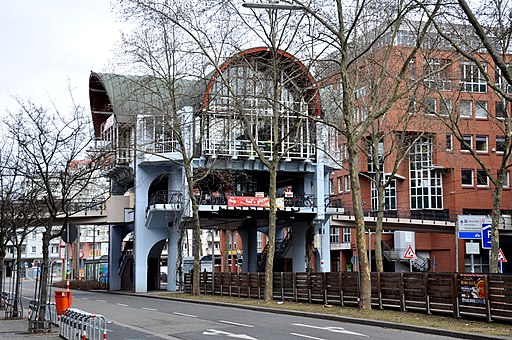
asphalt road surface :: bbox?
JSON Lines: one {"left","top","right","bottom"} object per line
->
{"left": 20, "top": 280, "right": 459, "bottom": 340}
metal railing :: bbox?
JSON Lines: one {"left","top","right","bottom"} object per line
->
{"left": 148, "top": 190, "right": 183, "bottom": 205}
{"left": 283, "top": 194, "right": 315, "bottom": 208}
{"left": 59, "top": 308, "right": 108, "bottom": 340}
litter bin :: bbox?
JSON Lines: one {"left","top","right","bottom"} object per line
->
{"left": 54, "top": 290, "right": 72, "bottom": 315}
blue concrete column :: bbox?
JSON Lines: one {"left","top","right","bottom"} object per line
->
{"left": 134, "top": 165, "right": 164, "bottom": 293}
{"left": 320, "top": 219, "right": 331, "bottom": 272}
{"left": 239, "top": 227, "right": 258, "bottom": 272}
{"left": 287, "top": 222, "right": 308, "bottom": 272}
{"left": 108, "top": 226, "right": 123, "bottom": 291}
{"left": 167, "top": 226, "right": 179, "bottom": 291}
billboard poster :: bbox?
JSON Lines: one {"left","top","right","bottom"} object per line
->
{"left": 460, "top": 274, "right": 486, "bottom": 304}
{"left": 227, "top": 196, "right": 284, "bottom": 208}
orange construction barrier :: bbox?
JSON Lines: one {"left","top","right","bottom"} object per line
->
{"left": 54, "top": 290, "right": 72, "bottom": 315}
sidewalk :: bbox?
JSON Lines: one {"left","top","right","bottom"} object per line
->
{"left": 0, "top": 318, "right": 60, "bottom": 339}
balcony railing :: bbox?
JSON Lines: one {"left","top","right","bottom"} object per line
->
{"left": 203, "top": 139, "right": 316, "bottom": 161}
{"left": 148, "top": 190, "right": 184, "bottom": 206}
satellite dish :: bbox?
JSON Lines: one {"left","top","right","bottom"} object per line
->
{"left": 60, "top": 224, "right": 78, "bottom": 243}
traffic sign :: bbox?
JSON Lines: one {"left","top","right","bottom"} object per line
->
{"left": 498, "top": 249, "right": 507, "bottom": 263}
{"left": 403, "top": 245, "right": 417, "bottom": 259}
{"left": 458, "top": 231, "right": 482, "bottom": 239}
{"left": 458, "top": 215, "right": 485, "bottom": 239}
{"left": 482, "top": 223, "right": 492, "bottom": 249}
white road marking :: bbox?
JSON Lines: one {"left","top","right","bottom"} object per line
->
{"left": 290, "top": 333, "right": 325, "bottom": 340}
{"left": 112, "top": 320, "right": 180, "bottom": 339}
{"left": 219, "top": 320, "right": 254, "bottom": 328}
{"left": 292, "top": 323, "right": 368, "bottom": 337}
{"left": 173, "top": 312, "right": 197, "bottom": 318}
{"left": 96, "top": 299, "right": 107, "bottom": 303}
{"left": 82, "top": 297, "right": 89, "bottom": 300}
{"left": 203, "top": 329, "right": 258, "bottom": 339}
{"left": 116, "top": 303, "right": 129, "bottom": 307}
{"left": 142, "top": 307, "right": 157, "bottom": 311}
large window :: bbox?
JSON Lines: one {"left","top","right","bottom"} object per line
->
{"left": 504, "top": 171, "right": 510, "bottom": 188}
{"left": 496, "top": 101, "right": 507, "bottom": 119}
{"left": 205, "top": 59, "right": 316, "bottom": 161}
{"left": 459, "top": 100, "right": 473, "bottom": 118}
{"left": 371, "top": 177, "right": 397, "bottom": 211}
{"left": 424, "top": 58, "right": 452, "bottom": 91}
{"left": 475, "top": 101, "right": 488, "bottom": 119}
{"left": 440, "top": 100, "right": 452, "bottom": 116}
{"left": 367, "top": 140, "right": 384, "bottom": 173}
{"left": 460, "top": 100, "right": 472, "bottom": 118}
{"left": 446, "top": 134, "right": 453, "bottom": 151}
{"left": 475, "top": 135, "right": 488, "bottom": 152}
{"left": 496, "top": 136, "right": 506, "bottom": 153}
{"left": 409, "top": 136, "right": 443, "bottom": 209}
{"left": 343, "top": 228, "right": 351, "bottom": 243}
{"left": 461, "top": 169, "right": 474, "bottom": 186}
{"left": 460, "top": 62, "right": 487, "bottom": 92}
{"left": 461, "top": 135, "right": 472, "bottom": 151}
{"left": 477, "top": 169, "right": 489, "bottom": 187}
{"left": 344, "top": 175, "right": 350, "bottom": 191}
{"left": 423, "top": 98, "right": 436, "bottom": 115}
{"left": 330, "top": 227, "right": 340, "bottom": 243}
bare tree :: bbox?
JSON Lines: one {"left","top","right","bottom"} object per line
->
{"left": 420, "top": 0, "right": 512, "bottom": 272}
{"left": 116, "top": 0, "right": 234, "bottom": 295}
{"left": 284, "top": 0, "right": 441, "bottom": 308}
{"left": 4, "top": 99, "right": 107, "bottom": 325}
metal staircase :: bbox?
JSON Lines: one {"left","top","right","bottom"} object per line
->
{"left": 258, "top": 229, "right": 293, "bottom": 272}
{"left": 381, "top": 241, "right": 430, "bottom": 272}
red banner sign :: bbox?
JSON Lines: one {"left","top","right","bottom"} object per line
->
{"left": 227, "top": 196, "right": 284, "bottom": 208}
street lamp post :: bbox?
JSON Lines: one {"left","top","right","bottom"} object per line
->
{"left": 242, "top": 0, "right": 302, "bottom": 10}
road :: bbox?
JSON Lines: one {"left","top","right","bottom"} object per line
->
{"left": 19, "top": 280, "right": 458, "bottom": 340}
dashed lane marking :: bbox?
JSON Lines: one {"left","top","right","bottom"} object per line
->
{"left": 290, "top": 333, "right": 325, "bottom": 340}
{"left": 219, "top": 320, "right": 254, "bottom": 328}
{"left": 142, "top": 307, "right": 157, "bottom": 311}
{"left": 116, "top": 303, "right": 129, "bottom": 307}
{"left": 173, "top": 312, "right": 197, "bottom": 318}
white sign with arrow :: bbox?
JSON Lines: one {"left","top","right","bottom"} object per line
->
{"left": 292, "top": 323, "right": 368, "bottom": 337}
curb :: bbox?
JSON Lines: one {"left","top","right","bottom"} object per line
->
{"left": 96, "top": 290, "right": 512, "bottom": 340}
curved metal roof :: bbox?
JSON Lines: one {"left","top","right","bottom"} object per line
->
{"left": 202, "top": 47, "right": 321, "bottom": 117}
{"left": 89, "top": 72, "right": 199, "bottom": 137}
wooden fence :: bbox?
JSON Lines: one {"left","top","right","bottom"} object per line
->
{"left": 184, "top": 272, "right": 512, "bottom": 323}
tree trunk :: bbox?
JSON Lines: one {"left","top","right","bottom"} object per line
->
{"left": 375, "top": 184, "right": 385, "bottom": 273}
{"left": 347, "top": 138, "right": 372, "bottom": 310}
{"left": 490, "top": 186, "right": 503, "bottom": 273}
{"left": 192, "top": 199, "right": 201, "bottom": 295}
{"left": 38, "top": 230, "right": 51, "bottom": 324}
{"left": 305, "top": 222, "right": 315, "bottom": 272}
{"left": 264, "top": 165, "right": 278, "bottom": 302}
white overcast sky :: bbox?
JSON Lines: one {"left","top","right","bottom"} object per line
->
{"left": 0, "top": 1, "right": 123, "bottom": 114}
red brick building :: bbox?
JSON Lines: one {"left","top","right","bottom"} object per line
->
{"left": 325, "top": 28, "right": 512, "bottom": 274}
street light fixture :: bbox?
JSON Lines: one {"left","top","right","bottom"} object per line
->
{"left": 242, "top": 0, "right": 302, "bottom": 10}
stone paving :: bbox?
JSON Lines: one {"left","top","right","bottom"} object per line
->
{"left": 0, "top": 318, "right": 60, "bottom": 339}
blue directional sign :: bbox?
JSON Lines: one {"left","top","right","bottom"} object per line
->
{"left": 458, "top": 231, "right": 482, "bottom": 239}
{"left": 482, "top": 223, "right": 492, "bottom": 249}
{"left": 458, "top": 215, "right": 486, "bottom": 239}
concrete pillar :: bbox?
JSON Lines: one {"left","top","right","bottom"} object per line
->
{"left": 167, "top": 226, "right": 179, "bottom": 291}
{"left": 288, "top": 222, "right": 308, "bottom": 272}
{"left": 239, "top": 226, "right": 258, "bottom": 272}
{"left": 320, "top": 219, "right": 331, "bottom": 272}
{"left": 108, "top": 226, "right": 123, "bottom": 291}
